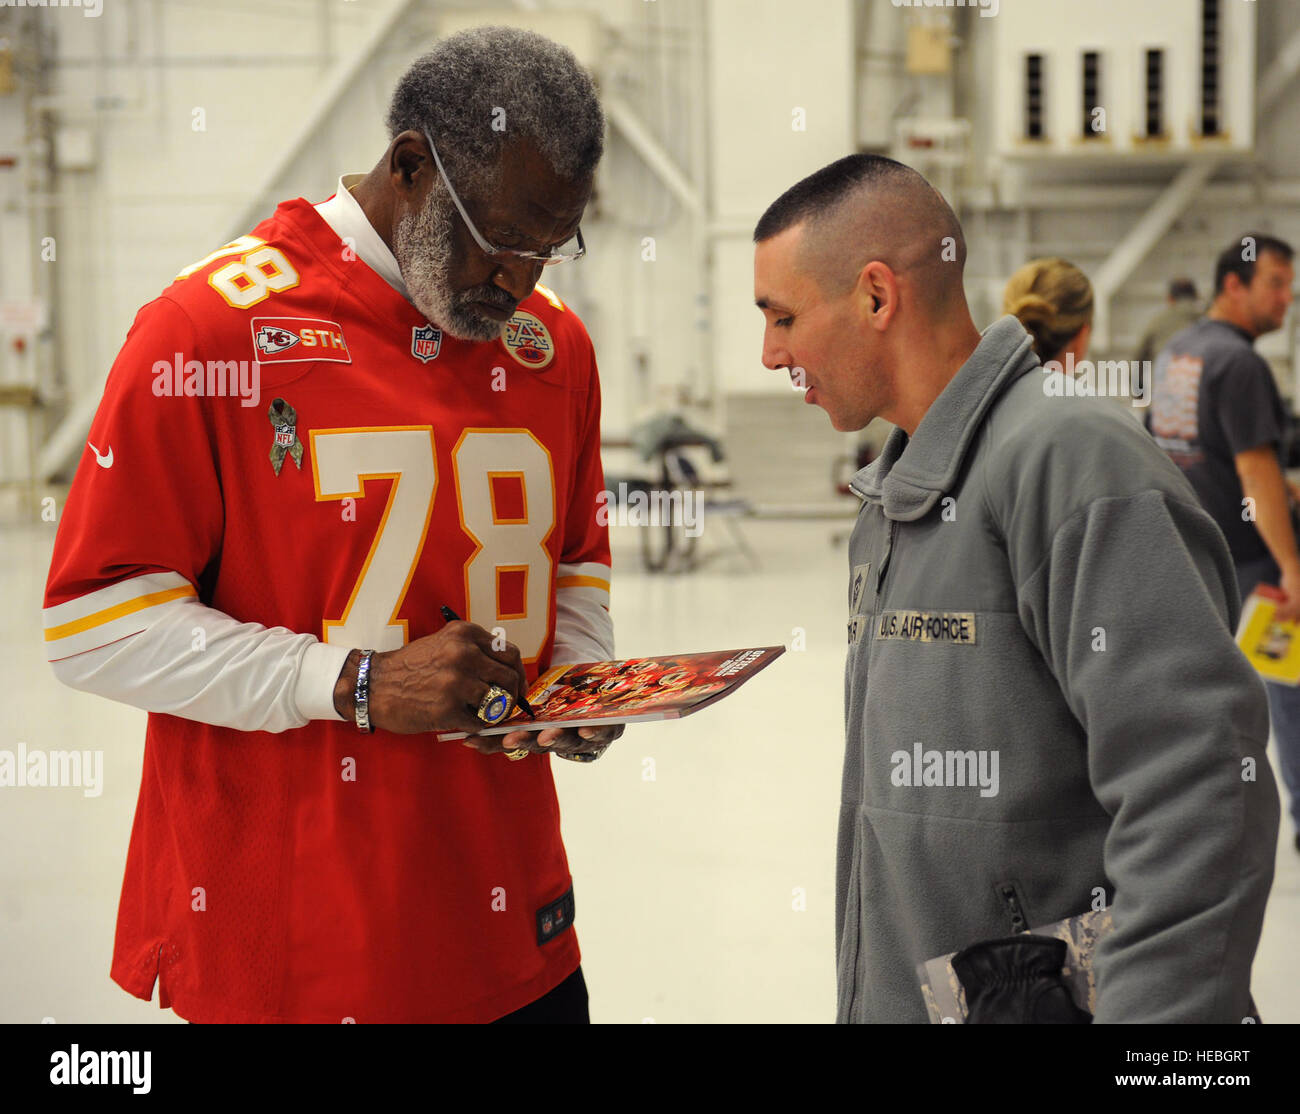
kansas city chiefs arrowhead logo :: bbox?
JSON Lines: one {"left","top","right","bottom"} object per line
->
{"left": 255, "top": 325, "right": 301, "bottom": 356}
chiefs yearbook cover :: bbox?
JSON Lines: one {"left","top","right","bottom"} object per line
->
{"left": 439, "top": 646, "right": 785, "bottom": 738}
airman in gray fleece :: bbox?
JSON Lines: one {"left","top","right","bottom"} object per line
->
{"left": 838, "top": 314, "right": 1280, "bottom": 1023}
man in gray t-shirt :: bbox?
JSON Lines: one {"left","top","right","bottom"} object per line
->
{"left": 1149, "top": 233, "right": 1300, "bottom": 848}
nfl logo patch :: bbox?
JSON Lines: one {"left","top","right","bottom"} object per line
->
{"left": 411, "top": 324, "right": 442, "bottom": 363}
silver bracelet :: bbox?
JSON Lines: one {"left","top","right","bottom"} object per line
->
{"left": 354, "top": 650, "right": 375, "bottom": 734}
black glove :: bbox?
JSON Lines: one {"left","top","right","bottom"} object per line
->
{"left": 950, "top": 935, "right": 1092, "bottom": 1024}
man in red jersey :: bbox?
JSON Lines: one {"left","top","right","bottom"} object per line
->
{"left": 42, "top": 27, "right": 617, "bottom": 1024}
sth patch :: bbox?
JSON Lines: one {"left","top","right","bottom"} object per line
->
{"left": 251, "top": 317, "right": 351, "bottom": 364}
{"left": 876, "top": 610, "right": 976, "bottom": 644}
{"left": 536, "top": 886, "right": 576, "bottom": 945}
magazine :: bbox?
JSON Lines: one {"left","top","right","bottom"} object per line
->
{"left": 438, "top": 646, "right": 786, "bottom": 739}
{"left": 1236, "top": 586, "right": 1300, "bottom": 685}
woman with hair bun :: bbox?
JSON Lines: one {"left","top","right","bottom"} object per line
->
{"left": 1002, "top": 257, "right": 1093, "bottom": 366}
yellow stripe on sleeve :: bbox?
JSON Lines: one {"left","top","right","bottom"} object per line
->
{"left": 555, "top": 575, "right": 610, "bottom": 591}
{"left": 44, "top": 584, "right": 197, "bottom": 642}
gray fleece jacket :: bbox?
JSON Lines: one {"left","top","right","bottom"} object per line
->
{"left": 837, "top": 315, "right": 1280, "bottom": 1023}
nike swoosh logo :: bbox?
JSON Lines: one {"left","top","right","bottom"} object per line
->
{"left": 88, "top": 441, "right": 113, "bottom": 469}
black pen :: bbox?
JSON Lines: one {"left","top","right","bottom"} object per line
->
{"left": 440, "top": 605, "right": 537, "bottom": 720}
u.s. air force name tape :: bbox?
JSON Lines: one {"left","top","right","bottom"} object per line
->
{"left": 875, "top": 610, "right": 977, "bottom": 644}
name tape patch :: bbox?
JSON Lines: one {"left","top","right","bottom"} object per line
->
{"left": 876, "top": 610, "right": 977, "bottom": 644}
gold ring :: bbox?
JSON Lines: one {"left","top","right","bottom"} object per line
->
{"left": 557, "top": 747, "right": 605, "bottom": 763}
{"left": 476, "top": 684, "right": 514, "bottom": 725}
{"left": 505, "top": 748, "right": 529, "bottom": 762}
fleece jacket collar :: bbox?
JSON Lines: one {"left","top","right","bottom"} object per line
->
{"left": 850, "top": 315, "right": 1039, "bottom": 521}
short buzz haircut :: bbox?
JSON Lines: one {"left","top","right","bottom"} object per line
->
{"left": 753, "top": 154, "right": 910, "bottom": 245}
{"left": 753, "top": 153, "right": 967, "bottom": 304}
{"left": 386, "top": 26, "right": 605, "bottom": 196}
{"left": 1214, "top": 233, "right": 1294, "bottom": 295}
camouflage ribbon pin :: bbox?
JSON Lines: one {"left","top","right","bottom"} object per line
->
{"left": 268, "top": 397, "right": 304, "bottom": 475}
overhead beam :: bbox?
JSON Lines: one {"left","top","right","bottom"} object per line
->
{"left": 225, "top": 0, "right": 423, "bottom": 241}
{"left": 1259, "top": 26, "right": 1300, "bottom": 112}
{"left": 603, "top": 94, "right": 705, "bottom": 220}
{"left": 1091, "top": 158, "right": 1220, "bottom": 349}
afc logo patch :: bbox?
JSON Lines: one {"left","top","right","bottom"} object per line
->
{"left": 501, "top": 310, "right": 555, "bottom": 369}
{"left": 411, "top": 323, "right": 442, "bottom": 363}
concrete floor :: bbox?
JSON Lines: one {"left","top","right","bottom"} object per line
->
{"left": 3, "top": 507, "right": 1296, "bottom": 1022}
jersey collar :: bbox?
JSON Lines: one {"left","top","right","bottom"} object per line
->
{"left": 314, "top": 174, "right": 409, "bottom": 299}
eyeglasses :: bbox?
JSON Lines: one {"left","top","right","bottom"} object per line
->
{"left": 422, "top": 127, "right": 586, "bottom": 266}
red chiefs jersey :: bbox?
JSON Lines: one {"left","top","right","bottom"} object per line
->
{"left": 43, "top": 197, "right": 611, "bottom": 1022}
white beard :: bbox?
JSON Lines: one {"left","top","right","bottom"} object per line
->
{"left": 391, "top": 188, "right": 512, "bottom": 343}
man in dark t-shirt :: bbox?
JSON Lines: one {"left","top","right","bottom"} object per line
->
{"left": 1148, "top": 318, "right": 1289, "bottom": 564}
{"left": 1149, "top": 232, "right": 1300, "bottom": 849}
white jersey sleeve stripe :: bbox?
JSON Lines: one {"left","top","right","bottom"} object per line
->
{"left": 555, "top": 561, "right": 611, "bottom": 599}
{"left": 43, "top": 571, "right": 197, "bottom": 661}
{"left": 558, "top": 561, "right": 611, "bottom": 580}
{"left": 48, "top": 593, "right": 351, "bottom": 732}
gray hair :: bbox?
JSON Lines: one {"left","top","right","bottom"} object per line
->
{"left": 386, "top": 26, "right": 605, "bottom": 194}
